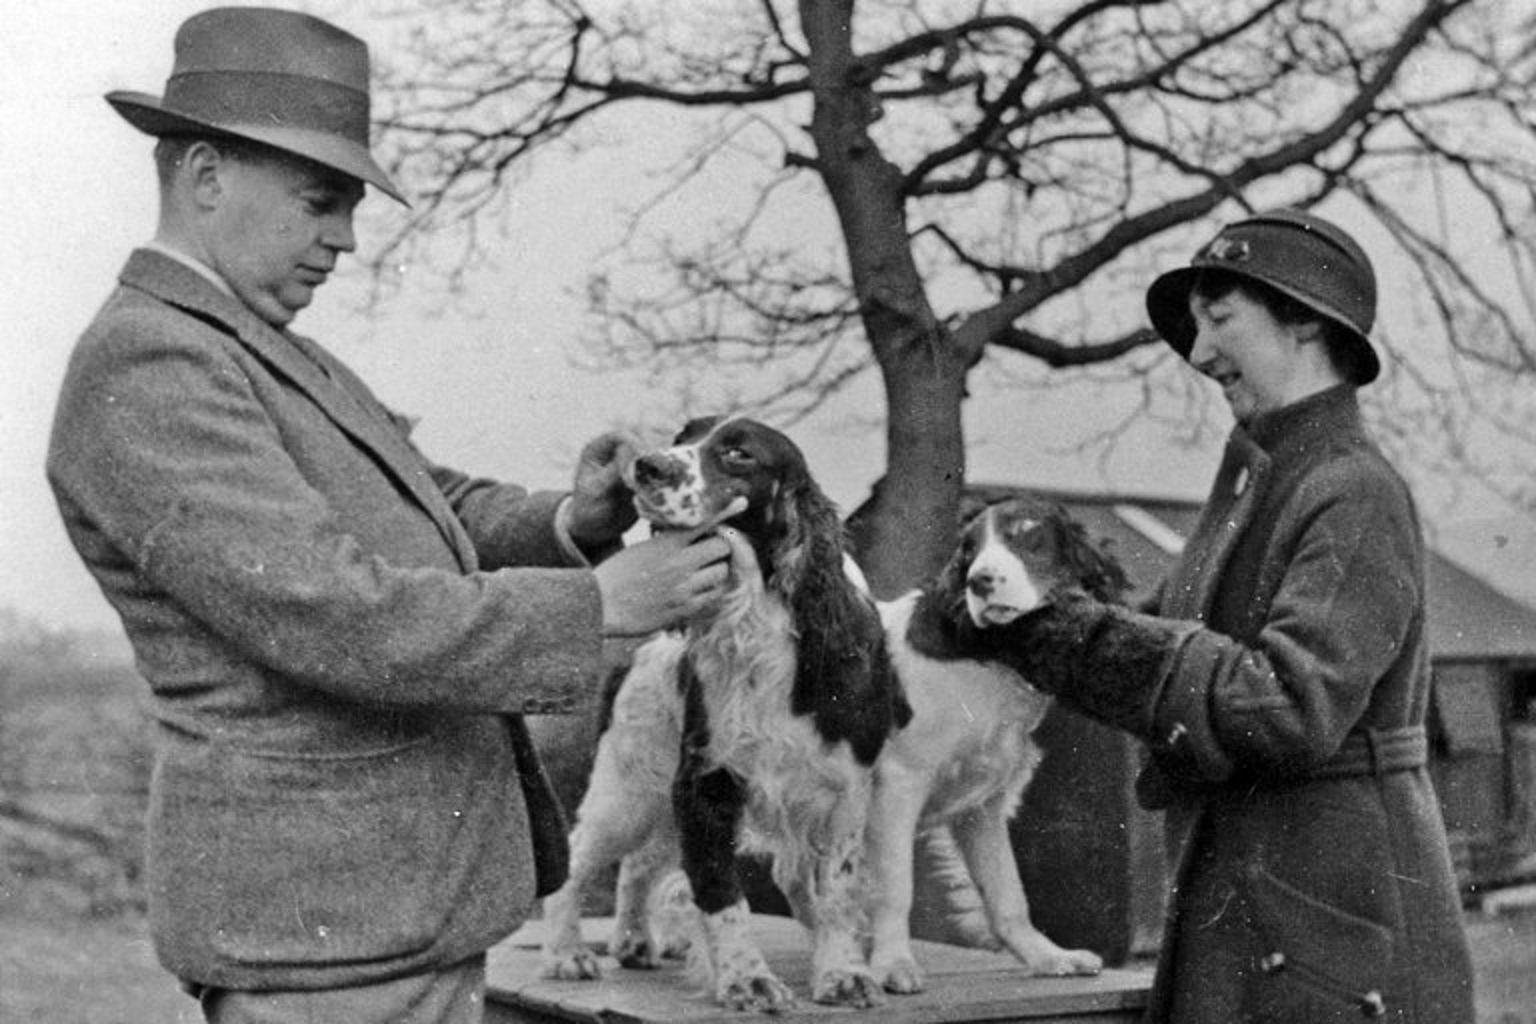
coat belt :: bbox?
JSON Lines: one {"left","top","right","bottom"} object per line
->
{"left": 1307, "top": 725, "right": 1427, "bottom": 780}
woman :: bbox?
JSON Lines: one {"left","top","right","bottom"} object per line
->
{"left": 998, "top": 209, "right": 1475, "bottom": 1022}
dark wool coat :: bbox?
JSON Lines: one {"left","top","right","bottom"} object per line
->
{"left": 1006, "top": 387, "right": 1475, "bottom": 1022}
{"left": 46, "top": 250, "right": 606, "bottom": 991}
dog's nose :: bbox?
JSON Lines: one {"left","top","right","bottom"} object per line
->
{"left": 967, "top": 571, "right": 999, "bottom": 598}
{"left": 632, "top": 453, "right": 684, "bottom": 488}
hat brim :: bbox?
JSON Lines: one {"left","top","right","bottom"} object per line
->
{"left": 107, "top": 91, "right": 407, "bottom": 207}
{"left": 1145, "top": 264, "right": 1380, "bottom": 385}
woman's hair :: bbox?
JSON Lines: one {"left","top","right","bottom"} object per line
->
{"left": 1189, "top": 268, "right": 1372, "bottom": 383}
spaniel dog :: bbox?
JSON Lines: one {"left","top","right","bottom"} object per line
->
{"left": 866, "top": 496, "right": 1129, "bottom": 993}
{"left": 540, "top": 416, "right": 910, "bottom": 1012}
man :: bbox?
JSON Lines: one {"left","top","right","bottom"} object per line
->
{"left": 46, "top": 8, "right": 732, "bottom": 1022}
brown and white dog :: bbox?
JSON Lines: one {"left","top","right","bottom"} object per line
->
{"left": 865, "top": 496, "right": 1129, "bottom": 993}
{"left": 540, "top": 416, "right": 909, "bottom": 1012}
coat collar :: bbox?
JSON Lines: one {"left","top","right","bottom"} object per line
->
{"left": 118, "top": 249, "right": 479, "bottom": 571}
{"left": 1161, "top": 384, "right": 1366, "bottom": 622}
{"left": 1240, "top": 384, "right": 1362, "bottom": 461}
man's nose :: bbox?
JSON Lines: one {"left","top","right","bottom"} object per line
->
{"left": 323, "top": 213, "right": 357, "bottom": 253}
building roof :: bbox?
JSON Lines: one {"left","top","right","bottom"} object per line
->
{"left": 966, "top": 483, "right": 1536, "bottom": 664}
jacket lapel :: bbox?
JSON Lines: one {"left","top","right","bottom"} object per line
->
{"left": 1160, "top": 428, "right": 1270, "bottom": 622}
{"left": 120, "top": 250, "right": 480, "bottom": 571}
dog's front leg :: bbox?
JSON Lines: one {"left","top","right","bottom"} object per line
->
{"left": 865, "top": 761, "right": 931, "bottom": 993}
{"left": 610, "top": 823, "right": 685, "bottom": 968}
{"left": 675, "top": 761, "right": 795, "bottom": 1012}
{"left": 950, "top": 800, "right": 1103, "bottom": 976}
{"left": 801, "top": 812, "right": 884, "bottom": 1008}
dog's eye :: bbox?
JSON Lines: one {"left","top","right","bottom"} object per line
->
{"left": 1009, "top": 525, "right": 1047, "bottom": 550}
{"left": 720, "top": 446, "right": 756, "bottom": 470}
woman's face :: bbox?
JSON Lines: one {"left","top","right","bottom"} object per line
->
{"left": 1187, "top": 285, "right": 1308, "bottom": 423}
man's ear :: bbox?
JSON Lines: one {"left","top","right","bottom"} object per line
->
{"left": 182, "top": 141, "right": 226, "bottom": 208}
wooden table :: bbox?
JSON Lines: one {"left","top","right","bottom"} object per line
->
{"left": 486, "top": 916, "right": 1151, "bottom": 1023}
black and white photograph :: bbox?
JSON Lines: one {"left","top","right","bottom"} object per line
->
{"left": 3, "top": 3, "right": 1535, "bottom": 1021}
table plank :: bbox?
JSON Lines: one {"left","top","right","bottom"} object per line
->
{"left": 486, "top": 916, "right": 1151, "bottom": 1024}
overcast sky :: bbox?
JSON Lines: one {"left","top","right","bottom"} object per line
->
{"left": 4, "top": 2, "right": 1529, "bottom": 635}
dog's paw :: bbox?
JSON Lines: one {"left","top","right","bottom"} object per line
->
{"left": 717, "top": 971, "right": 797, "bottom": 1014}
{"left": 1049, "top": 947, "right": 1105, "bottom": 977}
{"left": 540, "top": 946, "right": 603, "bottom": 981}
{"left": 811, "top": 967, "right": 885, "bottom": 1007}
{"left": 1016, "top": 943, "right": 1104, "bottom": 977}
{"left": 610, "top": 933, "right": 667, "bottom": 970}
{"left": 872, "top": 955, "right": 925, "bottom": 994}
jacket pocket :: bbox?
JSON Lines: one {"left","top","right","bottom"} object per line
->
{"left": 150, "top": 735, "right": 451, "bottom": 973}
{"left": 1242, "top": 863, "right": 1394, "bottom": 1020}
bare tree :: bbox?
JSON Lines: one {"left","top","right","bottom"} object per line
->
{"left": 366, "top": 0, "right": 1535, "bottom": 596}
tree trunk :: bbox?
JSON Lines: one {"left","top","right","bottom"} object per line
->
{"left": 800, "top": 0, "right": 968, "bottom": 597}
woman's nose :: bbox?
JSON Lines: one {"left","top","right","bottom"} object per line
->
{"left": 1187, "top": 325, "right": 1215, "bottom": 368}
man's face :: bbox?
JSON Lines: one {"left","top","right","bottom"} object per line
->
{"left": 1187, "top": 286, "right": 1306, "bottom": 423}
{"left": 203, "top": 150, "right": 366, "bottom": 327}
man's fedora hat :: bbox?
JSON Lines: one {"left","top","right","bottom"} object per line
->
{"left": 106, "top": 7, "right": 406, "bottom": 205}
{"left": 1145, "top": 208, "right": 1379, "bottom": 384}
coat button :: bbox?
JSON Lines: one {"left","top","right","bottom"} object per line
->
{"left": 1258, "top": 951, "right": 1286, "bottom": 973}
{"left": 1358, "top": 990, "right": 1385, "bottom": 1017}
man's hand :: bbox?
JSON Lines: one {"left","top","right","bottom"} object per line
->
{"left": 566, "top": 431, "right": 641, "bottom": 550}
{"left": 591, "top": 528, "right": 735, "bottom": 637}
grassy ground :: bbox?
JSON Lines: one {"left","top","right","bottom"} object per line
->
{"left": 0, "top": 914, "right": 194, "bottom": 1024}
{"left": 2, "top": 904, "right": 1532, "bottom": 1023}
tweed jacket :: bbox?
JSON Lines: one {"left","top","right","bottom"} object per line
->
{"left": 1129, "top": 386, "right": 1473, "bottom": 1022}
{"left": 47, "top": 250, "right": 607, "bottom": 991}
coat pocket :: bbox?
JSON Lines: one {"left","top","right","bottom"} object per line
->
{"left": 150, "top": 735, "right": 451, "bottom": 973}
{"left": 1242, "top": 863, "right": 1394, "bottom": 1020}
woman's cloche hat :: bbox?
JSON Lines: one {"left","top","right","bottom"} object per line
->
{"left": 1145, "top": 208, "right": 1379, "bottom": 384}
{"left": 106, "top": 6, "right": 406, "bottom": 206}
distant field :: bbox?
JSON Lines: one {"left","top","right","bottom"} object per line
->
{"left": 0, "top": 913, "right": 195, "bottom": 1024}
{"left": 1, "top": 642, "right": 151, "bottom": 922}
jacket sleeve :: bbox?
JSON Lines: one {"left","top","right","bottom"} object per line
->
{"left": 1002, "top": 465, "right": 1420, "bottom": 785}
{"left": 428, "top": 463, "right": 584, "bottom": 570}
{"left": 47, "top": 308, "right": 604, "bottom": 714}
{"left": 339, "top": 361, "right": 588, "bottom": 572}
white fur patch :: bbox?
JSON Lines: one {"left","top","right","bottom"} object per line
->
{"left": 964, "top": 512, "right": 1045, "bottom": 626}
{"left": 632, "top": 445, "right": 707, "bottom": 526}
{"left": 865, "top": 585, "right": 1104, "bottom": 988}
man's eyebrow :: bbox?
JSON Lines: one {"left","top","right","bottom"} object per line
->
{"left": 299, "top": 175, "right": 366, "bottom": 202}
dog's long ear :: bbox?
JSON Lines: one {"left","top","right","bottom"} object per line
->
{"left": 775, "top": 473, "right": 903, "bottom": 763}
{"left": 766, "top": 468, "right": 844, "bottom": 606}
{"left": 931, "top": 502, "right": 985, "bottom": 619}
{"left": 1047, "top": 506, "right": 1131, "bottom": 603}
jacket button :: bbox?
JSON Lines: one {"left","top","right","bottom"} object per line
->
{"left": 1258, "top": 951, "right": 1286, "bottom": 973}
{"left": 1359, "top": 991, "right": 1385, "bottom": 1017}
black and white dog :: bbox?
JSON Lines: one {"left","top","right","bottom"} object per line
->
{"left": 540, "top": 416, "right": 909, "bottom": 1011}
{"left": 865, "top": 496, "right": 1128, "bottom": 992}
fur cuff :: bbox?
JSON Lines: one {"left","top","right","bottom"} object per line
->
{"left": 994, "top": 598, "right": 1197, "bottom": 739}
